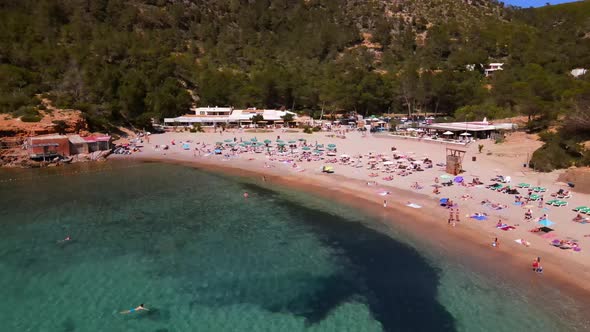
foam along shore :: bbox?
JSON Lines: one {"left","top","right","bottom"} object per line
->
{"left": 115, "top": 130, "right": 590, "bottom": 309}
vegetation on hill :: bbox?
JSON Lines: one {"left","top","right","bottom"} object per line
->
{"left": 0, "top": 0, "right": 589, "bottom": 170}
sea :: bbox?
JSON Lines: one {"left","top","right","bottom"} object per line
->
{"left": 0, "top": 161, "right": 585, "bottom": 332}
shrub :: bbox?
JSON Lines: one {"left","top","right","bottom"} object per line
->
{"left": 52, "top": 120, "right": 68, "bottom": 134}
{"left": 303, "top": 125, "right": 313, "bottom": 134}
{"left": 16, "top": 106, "right": 42, "bottom": 122}
{"left": 21, "top": 113, "right": 42, "bottom": 122}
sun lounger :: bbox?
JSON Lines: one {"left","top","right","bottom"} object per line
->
{"left": 529, "top": 194, "right": 541, "bottom": 201}
{"left": 517, "top": 183, "right": 530, "bottom": 188}
{"left": 552, "top": 200, "right": 568, "bottom": 207}
{"left": 573, "top": 206, "right": 588, "bottom": 212}
{"left": 546, "top": 199, "right": 559, "bottom": 205}
{"left": 579, "top": 207, "right": 590, "bottom": 214}
{"left": 532, "top": 187, "right": 547, "bottom": 192}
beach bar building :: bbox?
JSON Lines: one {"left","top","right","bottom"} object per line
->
{"left": 426, "top": 120, "right": 516, "bottom": 139}
{"left": 163, "top": 106, "right": 297, "bottom": 127}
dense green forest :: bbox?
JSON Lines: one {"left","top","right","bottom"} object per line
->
{"left": 1, "top": 0, "right": 589, "bottom": 168}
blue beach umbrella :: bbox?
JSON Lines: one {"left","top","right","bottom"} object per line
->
{"left": 327, "top": 144, "right": 336, "bottom": 148}
{"left": 250, "top": 138, "right": 258, "bottom": 142}
{"left": 224, "top": 139, "right": 233, "bottom": 143}
{"left": 302, "top": 147, "right": 311, "bottom": 151}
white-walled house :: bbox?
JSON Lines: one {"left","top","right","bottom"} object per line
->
{"left": 484, "top": 63, "right": 504, "bottom": 77}
{"left": 571, "top": 68, "right": 588, "bottom": 78}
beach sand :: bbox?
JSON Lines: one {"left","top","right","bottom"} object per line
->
{"left": 115, "top": 129, "right": 590, "bottom": 312}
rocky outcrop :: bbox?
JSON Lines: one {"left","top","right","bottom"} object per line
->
{"left": 72, "top": 150, "right": 111, "bottom": 163}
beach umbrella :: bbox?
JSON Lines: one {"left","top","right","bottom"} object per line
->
{"left": 340, "top": 154, "right": 350, "bottom": 158}
{"left": 215, "top": 141, "right": 223, "bottom": 145}
{"left": 244, "top": 141, "right": 252, "bottom": 145}
{"left": 302, "top": 147, "right": 311, "bottom": 151}
{"left": 276, "top": 139, "right": 284, "bottom": 143}
{"left": 383, "top": 161, "right": 394, "bottom": 165}
{"left": 454, "top": 176, "right": 464, "bottom": 183}
{"left": 406, "top": 128, "right": 416, "bottom": 132}
{"left": 538, "top": 219, "right": 555, "bottom": 227}
{"left": 328, "top": 144, "right": 336, "bottom": 148}
{"left": 440, "top": 174, "right": 452, "bottom": 179}
{"left": 228, "top": 143, "right": 236, "bottom": 147}
{"left": 313, "top": 150, "right": 322, "bottom": 154}
{"left": 250, "top": 138, "right": 258, "bottom": 142}
{"left": 443, "top": 131, "right": 453, "bottom": 135}
{"left": 264, "top": 139, "right": 272, "bottom": 144}
{"left": 327, "top": 146, "right": 336, "bottom": 151}
{"left": 224, "top": 139, "right": 233, "bottom": 142}
{"left": 298, "top": 138, "right": 306, "bottom": 141}
{"left": 288, "top": 140, "right": 297, "bottom": 144}
{"left": 460, "top": 132, "right": 471, "bottom": 136}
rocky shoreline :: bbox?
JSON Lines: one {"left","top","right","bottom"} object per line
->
{"left": 0, "top": 149, "right": 111, "bottom": 168}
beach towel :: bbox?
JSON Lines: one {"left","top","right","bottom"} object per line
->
{"left": 515, "top": 239, "right": 531, "bottom": 246}
{"left": 406, "top": 203, "right": 422, "bottom": 209}
{"left": 470, "top": 215, "right": 488, "bottom": 221}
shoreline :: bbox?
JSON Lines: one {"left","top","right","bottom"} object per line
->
{"left": 115, "top": 152, "right": 590, "bottom": 319}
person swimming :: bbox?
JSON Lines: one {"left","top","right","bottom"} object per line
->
{"left": 120, "top": 304, "right": 149, "bottom": 314}
{"left": 57, "top": 235, "right": 71, "bottom": 244}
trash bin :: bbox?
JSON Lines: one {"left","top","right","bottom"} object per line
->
{"left": 472, "top": 156, "right": 476, "bottom": 162}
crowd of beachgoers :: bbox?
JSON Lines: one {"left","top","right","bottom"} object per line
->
{"left": 118, "top": 129, "right": 590, "bottom": 279}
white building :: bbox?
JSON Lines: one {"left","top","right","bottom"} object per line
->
{"left": 571, "top": 68, "right": 588, "bottom": 78}
{"left": 163, "top": 107, "right": 297, "bottom": 127}
{"left": 484, "top": 63, "right": 504, "bottom": 77}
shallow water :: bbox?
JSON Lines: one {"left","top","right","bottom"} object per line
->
{"left": 0, "top": 162, "right": 580, "bottom": 331}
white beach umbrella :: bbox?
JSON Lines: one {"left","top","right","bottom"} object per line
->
{"left": 383, "top": 161, "right": 395, "bottom": 165}
{"left": 406, "top": 128, "right": 416, "bottom": 132}
{"left": 340, "top": 154, "right": 350, "bottom": 158}
{"left": 443, "top": 131, "right": 453, "bottom": 135}
{"left": 460, "top": 132, "right": 471, "bottom": 136}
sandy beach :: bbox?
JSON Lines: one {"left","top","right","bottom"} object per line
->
{"left": 115, "top": 129, "right": 590, "bottom": 311}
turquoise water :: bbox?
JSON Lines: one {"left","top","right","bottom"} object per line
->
{"left": 0, "top": 162, "right": 583, "bottom": 331}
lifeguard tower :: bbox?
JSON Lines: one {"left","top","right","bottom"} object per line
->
{"left": 446, "top": 148, "right": 466, "bottom": 175}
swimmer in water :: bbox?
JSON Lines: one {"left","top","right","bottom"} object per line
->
{"left": 57, "top": 235, "right": 71, "bottom": 243}
{"left": 120, "top": 304, "right": 149, "bottom": 314}
{"left": 243, "top": 192, "right": 249, "bottom": 199}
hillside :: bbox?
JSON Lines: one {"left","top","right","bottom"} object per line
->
{"left": 0, "top": 0, "right": 588, "bottom": 137}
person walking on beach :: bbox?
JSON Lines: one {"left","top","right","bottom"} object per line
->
{"left": 383, "top": 200, "right": 387, "bottom": 208}
{"left": 538, "top": 196, "right": 544, "bottom": 208}
{"left": 492, "top": 237, "right": 499, "bottom": 247}
{"left": 455, "top": 209, "right": 460, "bottom": 223}
{"left": 448, "top": 210, "right": 454, "bottom": 226}
{"left": 120, "top": 304, "right": 149, "bottom": 314}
